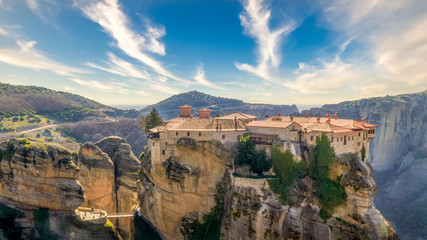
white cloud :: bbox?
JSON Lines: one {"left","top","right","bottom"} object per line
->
{"left": 235, "top": 0, "right": 296, "bottom": 81}
{"left": 74, "top": 0, "right": 188, "bottom": 83}
{"left": 193, "top": 65, "right": 225, "bottom": 90}
{"left": 0, "top": 27, "right": 8, "bottom": 36}
{"left": 319, "top": 0, "right": 427, "bottom": 86}
{"left": 86, "top": 52, "right": 150, "bottom": 79}
{"left": 0, "top": 40, "right": 86, "bottom": 77}
{"left": 71, "top": 78, "right": 149, "bottom": 95}
{"left": 285, "top": 57, "right": 361, "bottom": 94}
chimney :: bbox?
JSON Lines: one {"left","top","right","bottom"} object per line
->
{"left": 179, "top": 105, "right": 192, "bottom": 117}
{"left": 198, "top": 108, "right": 211, "bottom": 118}
{"left": 326, "top": 118, "right": 331, "bottom": 124}
{"left": 266, "top": 115, "right": 269, "bottom": 119}
{"left": 278, "top": 113, "right": 281, "bottom": 117}
{"left": 361, "top": 118, "right": 365, "bottom": 123}
{"left": 290, "top": 116, "right": 294, "bottom": 122}
{"left": 305, "top": 113, "right": 309, "bottom": 118}
{"left": 326, "top": 114, "right": 330, "bottom": 119}
{"left": 317, "top": 117, "right": 320, "bottom": 123}
{"left": 333, "top": 114, "right": 338, "bottom": 120}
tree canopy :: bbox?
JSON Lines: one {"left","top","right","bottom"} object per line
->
{"left": 235, "top": 135, "right": 271, "bottom": 175}
{"left": 140, "top": 108, "right": 163, "bottom": 132}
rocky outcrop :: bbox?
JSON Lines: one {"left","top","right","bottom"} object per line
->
{"left": 221, "top": 154, "right": 397, "bottom": 240}
{"left": 94, "top": 136, "right": 141, "bottom": 239}
{"left": 137, "top": 139, "right": 233, "bottom": 240}
{"left": 301, "top": 90, "right": 427, "bottom": 239}
{"left": 0, "top": 201, "right": 121, "bottom": 240}
{"left": 0, "top": 138, "right": 84, "bottom": 211}
{"left": 76, "top": 143, "right": 115, "bottom": 212}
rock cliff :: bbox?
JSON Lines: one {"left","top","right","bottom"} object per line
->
{"left": 94, "top": 136, "right": 141, "bottom": 239}
{"left": 221, "top": 154, "right": 397, "bottom": 240}
{"left": 0, "top": 138, "right": 121, "bottom": 239}
{"left": 137, "top": 140, "right": 233, "bottom": 240}
{"left": 0, "top": 138, "right": 84, "bottom": 211}
{"left": 138, "top": 136, "right": 396, "bottom": 239}
{"left": 300, "top": 90, "right": 427, "bottom": 239}
{"left": 76, "top": 142, "right": 115, "bottom": 213}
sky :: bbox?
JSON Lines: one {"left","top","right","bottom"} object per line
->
{"left": 0, "top": 0, "right": 426, "bottom": 108}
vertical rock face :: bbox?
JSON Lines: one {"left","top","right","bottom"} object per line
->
{"left": 221, "top": 154, "right": 397, "bottom": 240}
{"left": 300, "top": 91, "right": 427, "bottom": 239}
{"left": 91, "top": 136, "right": 141, "bottom": 239}
{"left": 137, "top": 140, "right": 233, "bottom": 240}
{"left": 0, "top": 138, "right": 84, "bottom": 211}
{"left": 76, "top": 143, "right": 115, "bottom": 212}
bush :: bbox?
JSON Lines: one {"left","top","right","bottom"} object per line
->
{"left": 12, "top": 117, "right": 19, "bottom": 122}
{"left": 310, "top": 133, "right": 347, "bottom": 218}
{"left": 268, "top": 147, "right": 305, "bottom": 205}
{"left": 235, "top": 135, "right": 271, "bottom": 175}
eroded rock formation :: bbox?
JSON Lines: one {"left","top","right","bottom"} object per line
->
{"left": 76, "top": 142, "right": 115, "bottom": 212}
{"left": 0, "top": 138, "right": 84, "bottom": 211}
{"left": 221, "top": 154, "right": 397, "bottom": 240}
{"left": 138, "top": 140, "right": 233, "bottom": 240}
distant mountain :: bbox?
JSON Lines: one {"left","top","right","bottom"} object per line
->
{"left": 300, "top": 90, "right": 427, "bottom": 240}
{"left": 0, "top": 82, "right": 142, "bottom": 121}
{"left": 141, "top": 91, "right": 299, "bottom": 120}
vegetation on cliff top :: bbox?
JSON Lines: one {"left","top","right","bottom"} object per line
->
{"left": 235, "top": 135, "right": 272, "bottom": 175}
{"left": 140, "top": 107, "right": 163, "bottom": 132}
{"left": 268, "top": 133, "right": 347, "bottom": 219}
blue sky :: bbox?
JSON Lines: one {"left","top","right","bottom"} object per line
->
{"left": 0, "top": 0, "right": 426, "bottom": 108}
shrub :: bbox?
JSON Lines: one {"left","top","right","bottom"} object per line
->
{"left": 268, "top": 147, "right": 305, "bottom": 205}
{"left": 235, "top": 135, "right": 272, "bottom": 175}
{"left": 310, "top": 133, "right": 347, "bottom": 218}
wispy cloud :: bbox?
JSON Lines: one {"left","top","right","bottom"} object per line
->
{"left": 193, "top": 64, "right": 226, "bottom": 90}
{"left": 74, "top": 0, "right": 188, "bottom": 83}
{"left": 0, "top": 27, "right": 8, "bottom": 36}
{"left": 86, "top": 52, "right": 150, "bottom": 80}
{"left": 235, "top": 0, "right": 296, "bottom": 81}
{"left": 319, "top": 0, "right": 427, "bottom": 86}
{"left": 71, "top": 78, "right": 148, "bottom": 95}
{"left": 0, "top": 40, "right": 86, "bottom": 77}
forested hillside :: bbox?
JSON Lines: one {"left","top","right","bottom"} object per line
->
{"left": 141, "top": 91, "right": 299, "bottom": 120}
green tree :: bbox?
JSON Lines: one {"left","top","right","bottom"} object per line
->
{"left": 311, "top": 133, "right": 335, "bottom": 181}
{"left": 309, "top": 133, "right": 347, "bottom": 219}
{"left": 140, "top": 108, "right": 163, "bottom": 132}
{"left": 235, "top": 135, "right": 271, "bottom": 175}
{"left": 361, "top": 145, "right": 366, "bottom": 161}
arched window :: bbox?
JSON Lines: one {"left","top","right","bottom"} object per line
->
{"left": 222, "top": 135, "right": 225, "bottom": 140}
{"left": 176, "top": 132, "right": 178, "bottom": 136}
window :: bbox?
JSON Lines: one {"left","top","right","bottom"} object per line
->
{"left": 337, "top": 138, "right": 339, "bottom": 142}
{"left": 165, "top": 142, "right": 168, "bottom": 145}
{"left": 222, "top": 135, "right": 225, "bottom": 140}
{"left": 373, "top": 129, "right": 375, "bottom": 134}
{"left": 152, "top": 142, "right": 155, "bottom": 146}
{"left": 358, "top": 133, "right": 361, "bottom": 137}
{"left": 358, "top": 142, "right": 360, "bottom": 146}
{"left": 331, "top": 137, "right": 334, "bottom": 142}
{"left": 176, "top": 132, "right": 178, "bottom": 136}
{"left": 310, "top": 136, "right": 313, "bottom": 141}
{"left": 162, "top": 150, "right": 165, "bottom": 155}
{"left": 199, "top": 132, "right": 202, "bottom": 137}
{"left": 352, "top": 136, "right": 354, "bottom": 140}
{"left": 187, "top": 132, "right": 190, "bottom": 136}
{"left": 344, "top": 136, "right": 347, "bottom": 145}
